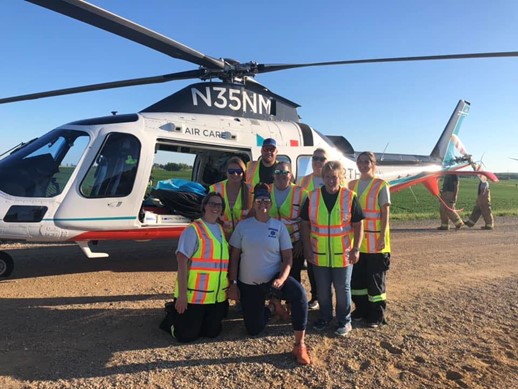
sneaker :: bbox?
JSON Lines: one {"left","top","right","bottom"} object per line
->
{"left": 292, "top": 344, "right": 311, "bottom": 365}
{"left": 437, "top": 226, "right": 449, "bottom": 230}
{"left": 481, "top": 225, "right": 494, "bottom": 230}
{"left": 334, "top": 322, "right": 352, "bottom": 336}
{"left": 308, "top": 299, "right": 319, "bottom": 310}
{"left": 312, "top": 319, "right": 329, "bottom": 331}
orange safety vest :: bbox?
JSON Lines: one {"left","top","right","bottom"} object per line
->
{"left": 245, "top": 158, "right": 278, "bottom": 187}
{"left": 350, "top": 178, "right": 390, "bottom": 253}
{"left": 269, "top": 184, "right": 307, "bottom": 243}
{"left": 174, "top": 219, "right": 229, "bottom": 304}
{"left": 298, "top": 173, "right": 316, "bottom": 192}
{"left": 209, "top": 180, "right": 250, "bottom": 237}
{"left": 307, "top": 187, "right": 355, "bottom": 267}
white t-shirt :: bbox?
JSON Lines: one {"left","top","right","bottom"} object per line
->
{"left": 229, "top": 217, "right": 292, "bottom": 285}
{"left": 176, "top": 220, "right": 223, "bottom": 258}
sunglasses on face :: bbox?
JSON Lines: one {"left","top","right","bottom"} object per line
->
{"left": 254, "top": 198, "right": 271, "bottom": 205}
{"left": 274, "top": 169, "right": 290, "bottom": 176}
{"left": 207, "top": 201, "right": 223, "bottom": 208}
{"left": 262, "top": 147, "right": 276, "bottom": 153}
{"left": 227, "top": 168, "right": 244, "bottom": 175}
{"left": 312, "top": 156, "right": 327, "bottom": 162}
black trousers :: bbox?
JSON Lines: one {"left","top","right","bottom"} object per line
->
{"left": 171, "top": 300, "right": 228, "bottom": 343}
{"left": 351, "top": 253, "right": 390, "bottom": 324}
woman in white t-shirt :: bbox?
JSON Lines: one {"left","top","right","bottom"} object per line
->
{"left": 227, "top": 183, "right": 311, "bottom": 365}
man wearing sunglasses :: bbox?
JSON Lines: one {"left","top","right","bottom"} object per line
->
{"left": 246, "top": 138, "right": 279, "bottom": 187}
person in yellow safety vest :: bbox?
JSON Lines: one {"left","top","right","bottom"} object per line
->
{"left": 171, "top": 192, "right": 229, "bottom": 342}
{"left": 270, "top": 161, "right": 307, "bottom": 284}
{"left": 300, "top": 161, "right": 364, "bottom": 337}
{"left": 296, "top": 147, "right": 328, "bottom": 309}
{"left": 438, "top": 174, "right": 464, "bottom": 230}
{"left": 227, "top": 183, "right": 311, "bottom": 365}
{"left": 297, "top": 148, "right": 328, "bottom": 192}
{"left": 464, "top": 177, "right": 494, "bottom": 230}
{"left": 209, "top": 157, "right": 252, "bottom": 239}
{"left": 245, "top": 138, "right": 279, "bottom": 187}
{"left": 348, "top": 151, "right": 391, "bottom": 328}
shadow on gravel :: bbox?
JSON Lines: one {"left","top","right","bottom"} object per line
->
{"left": 0, "top": 295, "right": 300, "bottom": 381}
{"left": 0, "top": 240, "right": 178, "bottom": 281}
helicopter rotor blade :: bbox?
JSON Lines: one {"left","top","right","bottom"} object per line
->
{"left": 0, "top": 70, "right": 204, "bottom": 105}
{"left": 26, "top": 0, "right": 225, "bottom": 70}
{"left": 256, "top": 51, "right": 518, "bottom": 74}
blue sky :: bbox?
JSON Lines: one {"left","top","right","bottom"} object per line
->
{"left": 1, "top": 1, "right": 517, "bottom": 172}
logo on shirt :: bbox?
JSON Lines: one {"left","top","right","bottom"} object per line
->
{"left": 268, "top": 227, "right": 279, "bottom": 239}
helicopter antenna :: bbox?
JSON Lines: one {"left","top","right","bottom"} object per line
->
{"left": 380, "top": 143, "right": 389, "bottom": 161}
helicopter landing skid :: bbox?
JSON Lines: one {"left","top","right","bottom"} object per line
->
{"left": 77, "top": 241, "right": 109, "bottom": 259}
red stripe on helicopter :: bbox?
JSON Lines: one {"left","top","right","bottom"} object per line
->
{"left": 71, "top": 226, "right": 186, "bottom": 241}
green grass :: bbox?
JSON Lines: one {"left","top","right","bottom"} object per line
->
{"left": 391, "top": 178, "right": 518, "bottom": 220}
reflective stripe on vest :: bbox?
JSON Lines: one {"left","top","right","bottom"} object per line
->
{"left": 351, "top": 178, "right": 391, "bottom": 253}
{"left": 174, "top": 219, "right": 229, "bottom": 304}
{"left": 308, "top": 187, "right": 354, "bottom": 268}
{"left": 269, "top": 184, "right": 307, "bottom": 242}
{"left": 298, "top": 174, "right": 315, "bottom": 192}
{"left": 209, "top": 180, "right": 249, "bottom": 237}
{"left": 245, "top": 160, "right": 260, "bottom": 187}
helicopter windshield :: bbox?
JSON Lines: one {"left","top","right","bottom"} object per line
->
{"left": 0, "top": 129, "right": 89, "bottom": 198}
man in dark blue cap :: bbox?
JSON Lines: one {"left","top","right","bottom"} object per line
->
{"left": 245, "top": 138, "right": 279, "bottom": 187}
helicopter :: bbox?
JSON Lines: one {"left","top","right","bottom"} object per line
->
{"left": 0, "top": 0, "right": 514, "bottom": 278}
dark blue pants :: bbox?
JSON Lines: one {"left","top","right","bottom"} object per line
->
{"left": 238, "top": 275, "right": 308, "bottom": 335}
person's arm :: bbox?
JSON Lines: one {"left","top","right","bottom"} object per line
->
{"left": 350, "top": 220, "right": 363, "bottom": 265}
{"left": 273, "top": 248, "right": 293, "bottom": 289}
{"left": 175, "top": 252, "right": 189, "bottom": 314}
{"left": 378, "top": 203, "right": 390, "bottom": 251}
{"left": 227, "top": 245, "right": 241, "bottom": 301}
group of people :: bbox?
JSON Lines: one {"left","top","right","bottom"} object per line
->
{"left": 168, "top": 138, "right": 392, "bottom": 366}
{"left": 438, "top": 173, "right": 494, "bottom": 230}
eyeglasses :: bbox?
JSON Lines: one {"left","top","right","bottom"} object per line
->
{"left": 274, "top": 169, "right": 290, "bottom": 176}
{"left": 207, "top": 201, "right": 223, "bottom": 208}
{"left": 262, "top": 147, "right": 276, "bottom": 153}
{"left": 227, "top": 168, "right": 244, "bottom": 175}
{"left": 312, "top": 156, "right": 327, "bottom": 162}
{"left": 254, "top": 198, "right": 271, "bottom": 205}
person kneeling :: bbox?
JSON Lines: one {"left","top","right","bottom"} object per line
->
{"left": 171, "top": 192, "right": 229, "bottom": 342}
{"left": 227, "top": 183, "right": 311, "bottom": 365}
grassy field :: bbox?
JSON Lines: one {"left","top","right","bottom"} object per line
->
{"left": 391, "top": 177, "right": 518, "bottom": 220}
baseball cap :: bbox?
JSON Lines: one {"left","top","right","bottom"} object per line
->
{"left": 253, "top": 183, "right": 271, "bottom": 200}
{"left": 262, "top": 138, "right": 277, "bottom": 148}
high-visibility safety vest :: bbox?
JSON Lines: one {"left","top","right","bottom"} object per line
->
{"left": 307, "top": 187, "right": 355, "bottom": 267}
{"left": 298, "top": 173, "right": 317, "bottom": 192}
{"left": 269, "top": 184, "right": 307, "bottom": 243}
{"left": 209, "top": 180, "right": 249, "bottom": 237}
{"left": 245, "top": 159, "right": 278, "bottom": 187}
{"left": 174, "top": 219, "right": 229, "bottom": 304}
{"left": 350, "top": 178, "right": 391, "bottom": 253}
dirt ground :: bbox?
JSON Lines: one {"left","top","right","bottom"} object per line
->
{"left": 0, "top": 217, "right": 516, "bottom": 389}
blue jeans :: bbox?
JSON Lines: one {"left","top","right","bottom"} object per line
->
{"left": 313, "top": 265, "right": 353, "bottom": 326}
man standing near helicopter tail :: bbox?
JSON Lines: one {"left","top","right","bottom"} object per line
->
{"left": 438, "top": 174, "right": 464, "bottom": 230}
{"left": 246, "top": 138, "right": 279, "bottom": 187}
{"left": 464, "top": 176, "right": 494, "bottom": 230}
{"left": 348, "top": 152, "right": 391, "bottom": 328}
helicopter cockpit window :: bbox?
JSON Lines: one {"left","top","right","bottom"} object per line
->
{"left": 81, "top": 133, "right": 141, "bottom": 198}
{"left": 0, "top": 129, "right": 89, "bottom": 198}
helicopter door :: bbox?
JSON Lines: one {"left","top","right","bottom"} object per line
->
{"left": 54, "top": 132, "right": 145, "bottom": 231}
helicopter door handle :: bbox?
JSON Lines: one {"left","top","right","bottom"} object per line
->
{"left": 107, "top": 201, "right": 123, "bottom": 208}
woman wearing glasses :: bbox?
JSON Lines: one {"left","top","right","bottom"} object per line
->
{"left": 270, "top": 161, "right": 307, "bottom": 284}
{"left": 171, "top": 192, "right": 229, "bottom": 342}
{"left": 209, "top": 157, "right": 251, "bottom": 239}
{"left": 227, "top": 183, "right": 311, "bottom": 365}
